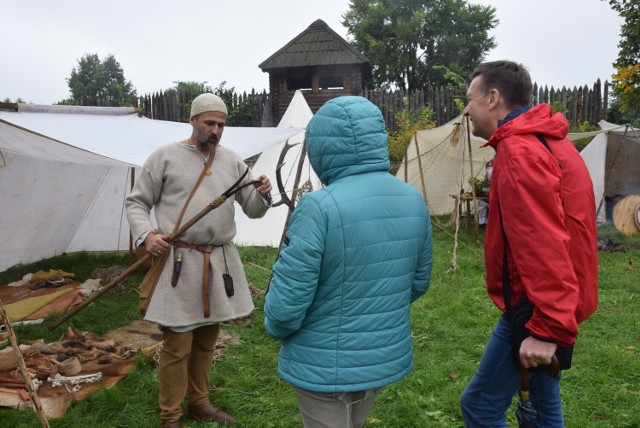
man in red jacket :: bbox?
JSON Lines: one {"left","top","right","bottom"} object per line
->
{"left": 460, "top": 60, "right": 598, "bottom": 427}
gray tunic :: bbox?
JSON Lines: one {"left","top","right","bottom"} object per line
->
{"left": 125, "top": 142, "right": 268, "bottom": 327}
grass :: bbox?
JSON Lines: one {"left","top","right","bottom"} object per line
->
{"left": 0, "top": 225, "right": 638, "bottom": 427}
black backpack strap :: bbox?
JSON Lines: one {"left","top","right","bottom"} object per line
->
{"left": 498, "top": 202, "right": 512, "bottom": 317}
{"left": 535, "top": 133, "right": 562, "bottom": 169}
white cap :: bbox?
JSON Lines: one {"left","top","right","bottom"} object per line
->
{"left": 190, "top": 93, "right": 228, "bottom": 118}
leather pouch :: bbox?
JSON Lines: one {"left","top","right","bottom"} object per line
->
{"left": 223, "top": 273, "right": 234, "bottom": 297}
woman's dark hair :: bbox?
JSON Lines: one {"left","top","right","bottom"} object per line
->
{"left": 471, "top": 61, "right": 532, "bottom": 109}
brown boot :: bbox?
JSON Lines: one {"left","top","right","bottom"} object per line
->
{"left": 160, "top": 418, "right": 181, "bottom": 428}
{"left": 188, "top": 403, "right": 236, "bottom": 425}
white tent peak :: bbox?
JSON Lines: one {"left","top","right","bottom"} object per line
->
{"left": 277, "top": 90, "right": 313, "bottom": 129}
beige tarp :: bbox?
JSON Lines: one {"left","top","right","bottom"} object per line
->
{"left": 395, "top": 115, "right": 494, "bottom": 216}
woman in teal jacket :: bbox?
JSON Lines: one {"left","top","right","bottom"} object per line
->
{"left": 264, "top": 96, "right": 433, "bottom": 428}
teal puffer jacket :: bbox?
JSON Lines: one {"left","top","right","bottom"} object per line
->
{"left": 264, "top": 96, "right": 433, "bottom": 393}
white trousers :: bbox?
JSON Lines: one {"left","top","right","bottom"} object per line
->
{"left": 293, "top": 385, "right": 382, "bottom": 428}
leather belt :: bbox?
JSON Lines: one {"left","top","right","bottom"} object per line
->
{"left": 173, "top": 241, "right": 216, "bottom": 317}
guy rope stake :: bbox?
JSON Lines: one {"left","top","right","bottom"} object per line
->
{"left": 48, "top": 168, "right": 259, "bottom": 331}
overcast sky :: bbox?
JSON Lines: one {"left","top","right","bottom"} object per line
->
{"left": 2, "top": 0, "right": 623, "bottom": 105}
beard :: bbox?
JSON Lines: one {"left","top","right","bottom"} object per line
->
{"left": 194, "top": 128, "right": 219, "bottom": 152}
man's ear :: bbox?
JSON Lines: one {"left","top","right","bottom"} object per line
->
{"left": 488, "top": 88, "right": 500, "bottom": 110}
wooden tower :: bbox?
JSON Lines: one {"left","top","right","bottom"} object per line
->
{"left": 259, "top": 19, "right": 371, "bottom": 124}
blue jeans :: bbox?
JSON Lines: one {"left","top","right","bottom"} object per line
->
{"left": 460, "top": 315, "right": 564, "bottom": 427}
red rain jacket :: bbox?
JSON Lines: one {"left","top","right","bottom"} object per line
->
{"left": 484, "top": 104, "right": 598, "bottom": 347}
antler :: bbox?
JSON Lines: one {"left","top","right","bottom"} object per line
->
{"left": 272, "top": 140, "right": 299, "bottom": 211}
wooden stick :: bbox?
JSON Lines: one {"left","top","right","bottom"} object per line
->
{"left": 246, "top": 261, "right": 269, "bottom": 272}
{"left": 0, "top": 299, "right": 50, "bottom": 428}
{"left": 48, "top": 194, "right": 228, "bottom": 331}
{"left": 465, "top": 116, "right": 480, "bottom": 245}
{"left": 414, "top": 131, "right": 428, "bottom": 203}
{"left": 128, "top": 166, "right": 136, "bottom": 266}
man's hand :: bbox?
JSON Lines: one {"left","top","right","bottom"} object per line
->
{"left": 144, "top": 232, "right": 170, "bottom": 257}
{"left": 519, "top": 336, "right": 558, "bottom": 368}
{"left": 255, "top": 174, "right": 272, "bottom": 198}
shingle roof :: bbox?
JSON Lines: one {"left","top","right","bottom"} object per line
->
{"left": 259, "top": 19, "right": 369, "bottom": 71}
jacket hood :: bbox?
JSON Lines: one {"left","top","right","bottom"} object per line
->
{"left": 487, "top": 103, "right": 569, "bottom": 148}
{"left": 306, "top": 96, "right": 390, "bottom": 185}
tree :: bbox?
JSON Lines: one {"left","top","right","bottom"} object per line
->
{"left": 212, "top": 83, "right": 257, "bottom": 127}
{"left": 388, "top": 104, "right": 436, "bottom": 174}
{"left": 342, "top": 0, "right": 498, "bottom": 91}
{"left": 65, "top": 53, "right": 137, "bottom": 106}
{"left": 2, "top": 97, "right": 25, "bottom": 103}
{"left": 605, "top": 0, "right": 640, "bottom": 125}
{"left": 168, "top": 81, "right": 257, "bottom": 126}
{"left": 163, "top": 81, "right": 213, "bottom": 122}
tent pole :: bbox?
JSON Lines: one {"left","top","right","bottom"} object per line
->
{"left": 414, "top": 131, "right": 428, "bottom": 202}
{"left": 403, "top": 134, "right": 410, "bottom": 183}
{"left": 128, "top": 167, "right": 135, "bottom": 266}
{"left": 447, "top": 122, "right": 468, "bottom": 274}
{"left": 466, "top": 116, "right": 480, "bottom": 244}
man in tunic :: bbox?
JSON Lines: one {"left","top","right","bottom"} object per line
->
{"left": 126, "top": 93, "right": 272, "bottom": 427}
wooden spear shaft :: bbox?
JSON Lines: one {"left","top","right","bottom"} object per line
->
{"left": 0, "top": 300, "right": 51, "bottom": 428}
{"left": 48, "top": 194, "right": 228, "bottom": 331}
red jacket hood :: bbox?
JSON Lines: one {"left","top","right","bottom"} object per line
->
{"left": 485, "top": 104, "right": 569, "bottom": 149}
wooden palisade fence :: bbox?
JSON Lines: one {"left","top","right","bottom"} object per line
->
{"left": 532, "top": 79, "right": 608, "bottom": 125}
{"left": 138, "top": 90, "right": 272, "bottom": 126}
{"left": 139, "top": 79, "right": 608, "bottom": 131}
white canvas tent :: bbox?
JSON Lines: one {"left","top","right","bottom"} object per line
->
{"left": 0, "top": 120, "right": 135, "bottom": 272}
{"left": 234, "top": 91, "right": 322, "bottom": 247}
{"left": 0, "top": 105, "right": 303, "bottom": 271}
{"left": 395, "top": 115, "right": 494, "bottom": 216}
{"left": 575, "top": 120, "right": 640, "bottom": 222}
